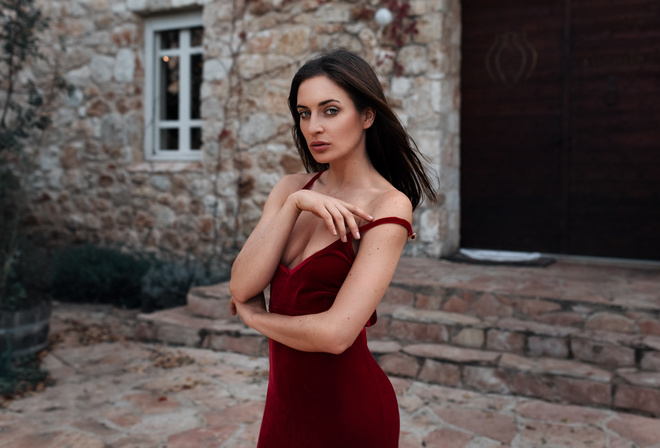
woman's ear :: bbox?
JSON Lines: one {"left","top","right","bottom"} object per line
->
{"left": 363, "top": 108, "right": 376, "bottom": 130}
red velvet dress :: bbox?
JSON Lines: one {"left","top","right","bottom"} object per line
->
{"left": 256, "top": 172, "right": 412, "bottom": 447}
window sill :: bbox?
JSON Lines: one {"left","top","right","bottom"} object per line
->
{"left": 127, "top": 161, "right": 204, "bottom": 173}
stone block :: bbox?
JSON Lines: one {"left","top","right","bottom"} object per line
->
{"left": 366, "top": 316, "right": 389, "bottom": 339}
{"left": 497, "top": 317, "right": 577, "bottom": 337}
{"left": 555, "top": 377, "right": 611, "bottom": 407}
{"left": 586, "top": 312, "right": 636, "bottom": 333}
{"left": 367, "top": 340, "right": 402, "bottom": 355}
{"left": 382, "top": 286, "right": 415, "bottom": 306}
{"left": 528, "top": 335, "right": 569, "bottom": 359}
{"left": 442, "top": 295, "right": 469, "bottom": 313}
{"left": 614, "top": 385, "right": 660, "bottom": 416}
{"left": 431, "top": 406, "right": 517, "bottom": 445}
{"left": 392, "top": 307, "right": 481, "bottom": 326}
{"left": 571, "top": 338, "right": 635, "bottom": 368}
{"left": 156, "top": 324, "right": 201, "bottom": 347}
{"left": 378, "top": 353, "right": 421, "bottom": 378}
{"left": 617, "top": 370, "right": 660, "bottom": 388}
{"left": 418, "top": 359, "right": 461, "bottom": 386}
{"left": 388, "top": 320, "right": 449, "bottom": 343}
{"left": 515, "top": 400, "right": 608, "bottom": 424}
{"left": 499, "top": 353, "right": 612, "bottom": 382}
{"left": 606, "top": 413, "right": 660, "bottom": 447}
{"left": 423, "top": 428, "right": 472, "bottom": 448}
{"left": 404, "top": 343, "right": 500, "bottom": 365}
{"left": 463, "top": 366, "right": 509, "bottom": 394}
{"left": 522, "top": 299, "right": 562, "bottom": 317}
{"left": 536, "top": 312, "right": 585, "bottom": 328}
{"left": 638, "top": 318, "right": 660, "bottom": 336}
{"left": 507, "top": 372, "right": 556, "bottom": 401}
{"left": 208, "top": 334, "right": 267, "bottom": 357}
{"left": 187, "top": 295, "right": 232, "bottom": 320}
{"left": 486, "top": 330, "right": 525, "bottom": 354}
{"left": 451, "top": 328, "right": 484, "bottom": 349}
{"left": 641, "top": 351, "right": 660, "bottom": 371}
{"left": 471, "top": 294, "right": 514, "bottom": 318}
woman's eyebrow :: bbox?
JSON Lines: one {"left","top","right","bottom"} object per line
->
{"left": 297, "top": 99, "right": 341, "bottom": 109}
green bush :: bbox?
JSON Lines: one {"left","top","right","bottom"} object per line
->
{"left": 50, "top": 245, "right": 153, "bottom": 308}
{"left": 140, "top": 254, "right": 225, "bottom": 312}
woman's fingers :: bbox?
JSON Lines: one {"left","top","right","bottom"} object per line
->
{"left": 294, "top": 190, "right": 375, "bottom": 240}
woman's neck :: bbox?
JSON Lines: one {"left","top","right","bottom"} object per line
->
{"left": 322, "top": 152, "right": 378, "bottom": 193}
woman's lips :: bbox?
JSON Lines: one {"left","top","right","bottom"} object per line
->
{"left": 310, "top": 141, "right": 329, "bottom": 152}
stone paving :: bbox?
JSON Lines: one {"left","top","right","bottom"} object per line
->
{"left": 1, "top": 303, "right": 660, "bottom": 448}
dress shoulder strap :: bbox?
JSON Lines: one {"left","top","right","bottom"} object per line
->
{"left": 359, "top": 217, "right": 416, "bottom": 240}
{"left": 301, "top": 171, "right": 324, "bottom": 190}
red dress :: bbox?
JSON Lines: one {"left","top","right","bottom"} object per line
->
{"left": 257, "top": 172, "right": 412, "bottom": 447}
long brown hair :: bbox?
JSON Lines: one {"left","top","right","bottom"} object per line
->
{"left": 288, "top": 49, "right": 437, "bottom": 209}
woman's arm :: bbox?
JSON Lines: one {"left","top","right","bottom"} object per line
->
{"left": 229, "top": 175, "right": 305, "bottom": 302}
{"left": 232, "top": 191, "right": 412, "bottom": 354}
{"left": 229, "top": 174, "right": 374, "bottom": 303}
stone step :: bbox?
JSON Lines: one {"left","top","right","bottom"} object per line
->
{"left": 383, "top": 262, "right": 660, "bottom": 341}
{"left": 368, "top": 339, "right": 660, "bottom": 417}
{"left": 182, "top": 280, "right": 660, "bottom": 374}
{"left": 135, "top": 306, "right": 268, "bottom": 357}
{"left": 372, "top": 304, "right": 660, "bottom": 373}
{"left": 135, "top": 305, "right": 660, "bottom": 417}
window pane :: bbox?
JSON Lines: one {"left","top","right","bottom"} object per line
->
{"left": 160, "top": 129, "right": 179, "bottom": 150}
{"left": 159, "top": 56, "right": 179, "bottom": 120}
{"left": 190, "top": 26, "right": 204, "bottom": 47}
{"left": 191, "top": 53, "right": 202, "bottom": 119}
{"left": 191, "top": 127, "right": 202, "bottom": 150}
{"left": 160, "top": 29, "right": 179, "bottom": 49}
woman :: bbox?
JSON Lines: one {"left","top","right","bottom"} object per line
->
{"left": 229, "top": 49, "right": 436, "bottom": 447}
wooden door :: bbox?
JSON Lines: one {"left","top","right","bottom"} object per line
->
{"left": 460, "top": 0, "right": 660, "bottom": 260}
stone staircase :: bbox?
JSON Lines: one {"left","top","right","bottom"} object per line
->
{"left": 135, "top": 257, "right": 660, "bottom": 417}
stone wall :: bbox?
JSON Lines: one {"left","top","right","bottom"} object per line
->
{"left": 21, "top": 0, "right": 461, "bottom": 273}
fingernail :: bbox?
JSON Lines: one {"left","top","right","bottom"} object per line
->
{"left": 356, "top": 231, "right": 361, "bottom": 239}
{"left": 332, "top": 229, "right": 337, "bottom": 235}
{"left": 342, "top": 235, "right": 347, "bottom": 242}
{"left": 368, "top": 215, "right": 374, "bottom": 220}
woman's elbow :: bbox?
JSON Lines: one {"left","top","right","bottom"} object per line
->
{"left": 228, "top": 280, "right": 249, "bottom": 303}
{"left": 324, "top": 330, "right": 358, "bottom": 355}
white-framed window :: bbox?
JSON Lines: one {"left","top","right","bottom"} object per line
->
{"left": 144, "top": 12, "right": 203, "bottom": 161}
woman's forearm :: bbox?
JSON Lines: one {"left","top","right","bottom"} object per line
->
{"left": 229, "top": 196, "right": 301, "bottom": 302}
{"left": 247, "top": 309, "right": 350, "bottom": 355}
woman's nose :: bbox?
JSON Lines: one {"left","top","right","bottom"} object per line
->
{"left": 308, "top": 114, "right": 323, "bottom": 134}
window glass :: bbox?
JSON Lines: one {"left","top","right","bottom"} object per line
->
{"left": 191, "top": 127, "right": 202, "bottom": 150}
{"left": 190, "top": 26, "right": 204, "bottom": 47}
{"left": 160, "top": 129, "right": 179, "bottom": 150}
{"left": 159, "top": 56, "right": 179, "bottom": 121}
{"left": 190, "top": 53, "right": 202, "bottom": 120}
{"left": 160, "top": 29, "right": 179, "bottom": 49}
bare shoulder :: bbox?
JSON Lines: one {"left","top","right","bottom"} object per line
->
{"left": 267, "top": 172, "right": 317, "bottom": 200}
{"left": 369, "top": 186, "right": 413, "bottom": 222}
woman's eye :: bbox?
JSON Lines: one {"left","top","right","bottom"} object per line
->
{"left": 299, "top": 110, "right": 310, "bottom": 119}
{"left": 325, "top": 107, "right": 339, "bottom": 115}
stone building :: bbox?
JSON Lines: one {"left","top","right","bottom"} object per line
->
{"left": 13, "top": 0, "right": 659, "bottom": 274}
{"left": 17, "top": 0, "right": 461, "bottom": 274}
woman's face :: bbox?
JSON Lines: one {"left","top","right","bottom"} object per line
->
{"left": 296, "top": 75, "right": 374, "bottom": 165}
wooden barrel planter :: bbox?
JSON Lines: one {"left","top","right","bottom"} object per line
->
{"left": 0, "top": 302, "right": 51, "bottom": 359}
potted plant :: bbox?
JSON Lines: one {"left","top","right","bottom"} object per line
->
{"left": 1, "top": 0, "right": 63, "bottom": 359}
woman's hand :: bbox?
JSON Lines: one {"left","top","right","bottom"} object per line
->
{"left": 287, "top": 190, "right": 374, "bottom": 242}
{"left": 230, "top": 292, "right": 267, "bottom": 327}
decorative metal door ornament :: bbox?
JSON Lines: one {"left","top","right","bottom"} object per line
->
{"left": 485, "top": 32, "right": 538, "bottom": 86}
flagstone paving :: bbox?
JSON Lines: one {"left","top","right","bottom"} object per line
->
{"left": 1, "top": 303, "right": 659, "bottom": 448}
